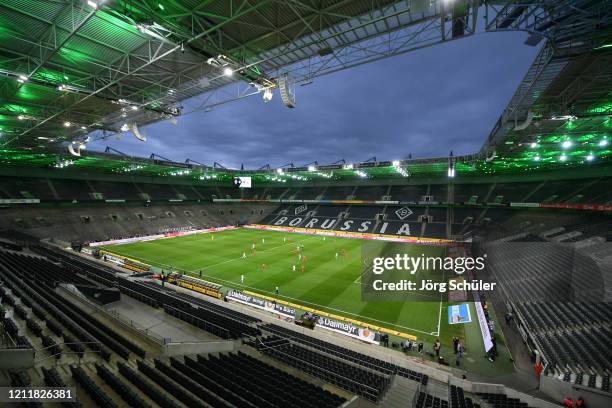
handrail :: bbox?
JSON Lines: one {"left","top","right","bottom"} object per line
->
{"left": 256, "top": 337, "right": 382, "bottom": 397}
{"left": 33, "top": 341, "right": 102, "bottom": 363}
{"left": 58, "top": 284, "right": 167, "bottom": 346}
{"left": 164, "top": 304, "right": 231, "bottom": 340}
{"left": 260, "top": 324, "right": 396, "bottom": 375}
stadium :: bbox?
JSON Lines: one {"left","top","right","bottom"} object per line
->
{"left": 0, "top": 0, "right": 611, "bottom": 407}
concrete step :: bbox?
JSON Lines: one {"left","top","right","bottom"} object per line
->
{"left": 379, "top": 375, "right": 420, "bottom": 408}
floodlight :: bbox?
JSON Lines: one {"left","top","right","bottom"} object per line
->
{"left": 586, "top": 153, "right": 594, "bottom": 161}
{"left": 64, "top": 121, "right": 71, "bottom": 127}
{"left": 120, "top": 123, "right": 129, "bottom": 132}
{"left": 87, "top": 0, "right": 98, "bottom": 8}
{"left": 131, "top": 105, "right": 139, "bottom": 111}
{"left": 551, "top": 115, "right": 577, "bottom": 121}
{"left": 534, "top": 155, "right": 541, "bottom": 161}
{"left": 559, "top": 154, "right": 567, "bottom": 161}
{"left": 599, "top": 139, "right": 609, "bottom": 147}
{"left": 276, "top": 168, "right": 284, "bottom": 174}
{"left": 392, "top": 160, "right": 400, "bottom": 166}
{"left": 17, "top": 115, "right": 24, "bottom": 120}
{"left": 263, "top": 88, "right": 273, "bottom": 103}
{"left": 223, "top": 67, "right": 233, "bottom": 76}
{"left": 530, "top": 142, "right": 537, "bottom": 148}
{"left": 308, "top": 165, "right": 316, "bottom": 171}
{"left": 561, "top": 140, "right": 572, "bottom": 149}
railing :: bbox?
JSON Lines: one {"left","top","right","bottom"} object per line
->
{"left": 33, "top": 341, "right": 102, "bottom": 364}
{"left": 115, "top": 285, "right": 159, "bottom": 308}
{"left": 411, "top": 380, "right": 423, "bottom": 408}
{"left": 58, "top": 284, "right": 167, "bottom": 346}
{"left": 163, "top": 304, "right": 231, "bottom": 340}
{"left": 259, "top": 324, "right": 396, "bottom": 375}
{"left": 255, "top": 336, "right": 384, "bottom": 401}
{"left": 0, "top": 330, "right": 29, "bottom": 350}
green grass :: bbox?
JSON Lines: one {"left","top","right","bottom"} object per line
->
{"left": 102, "top": 228, "right": 515, "bottom": 376}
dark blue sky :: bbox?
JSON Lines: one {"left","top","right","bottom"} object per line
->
{"left": 90, "top": 31, "right": 540, "bottom": 169}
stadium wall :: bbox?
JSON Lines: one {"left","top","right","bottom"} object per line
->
{"left": 0, "top": 348, "right": 34, "bottom": 370}
{"left": 163, "top": 340, "right": 237, "bottom": 357}
{"left": 540, "top": 375, "right": 612, "bottom": 408}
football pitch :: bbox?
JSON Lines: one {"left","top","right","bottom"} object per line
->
{"left": 102, "top": 228, "right": 474, "bottom": 345}
{"left": 101, "top": 228, "right": 517, "bottom": 376}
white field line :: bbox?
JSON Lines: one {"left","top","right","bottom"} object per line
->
{"left": 188, "top": 235, "right": 319, "bottom": 273}
{"left": 192, "top": 267, "right": 434, "bottom": 336}
{"left": 106, "top": 233, "right": 316, "bottom": 273}
{"left": 108, "top": 230, "right": 438, "bottom": 338}
{"left": 435, "top": 268, "right": 446, "bottom": 336}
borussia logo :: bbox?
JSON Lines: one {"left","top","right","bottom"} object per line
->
{"left": 294, "top": 204, "right": 307, "bottom": 215}
{"left": 395, "top": 206, "right": 413, "bottom": 220}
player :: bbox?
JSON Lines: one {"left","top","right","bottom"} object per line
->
{"left": 335, "top": 252, "right": 339, "bottom": 259}
{"left": 300, "top": 264, "right": 305, "bottom": 273}
{"left": 275, "top": 286, "right": 279, "bottom": 295}
{"left": 298, "top": 253, "right": 302, "bottom": 261}
{"left": 252, "top": 250, "right": 257, "bottom": 256}
{"left": 241, "top": 274, "right": 244, "bottom": 284}
{"left": 261, "top": 263, "right": 267, "bottom": 271}
{"left": 291, "top": 264, "right": 296, "bottom": 272}
{"left": 303, "top": 255, "right": 308, "bottom": 262}
{"left": 211, "top": 234, "right": 214, "bottom": 240}
{"left": 261, "top": 238, "right": 265, "bottom": 244}
{"left": 252, "top": 242, "right": 256, "bottom": 250}
{"left": 242, "top": 252, "right": 246, "bottom": 259}
{"left": 283, "top": 237, "right": 286, "bottom": 243}
{"left": 323, "top": 236, "right": 326, "bottom": 241}
{"left": 341, "top": 248, "right": 347, "bottom": 257}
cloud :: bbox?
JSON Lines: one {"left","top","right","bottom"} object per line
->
{"left": 89, "top": 31, "right": 540, "bottom": 168}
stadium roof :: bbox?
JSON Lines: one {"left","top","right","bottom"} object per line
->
{"left": 0, "top": 0, "right": 611, "bottom": 178}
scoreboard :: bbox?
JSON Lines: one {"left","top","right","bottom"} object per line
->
{"left": 232, "top": 176, "right": 251, "bottom": 188}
